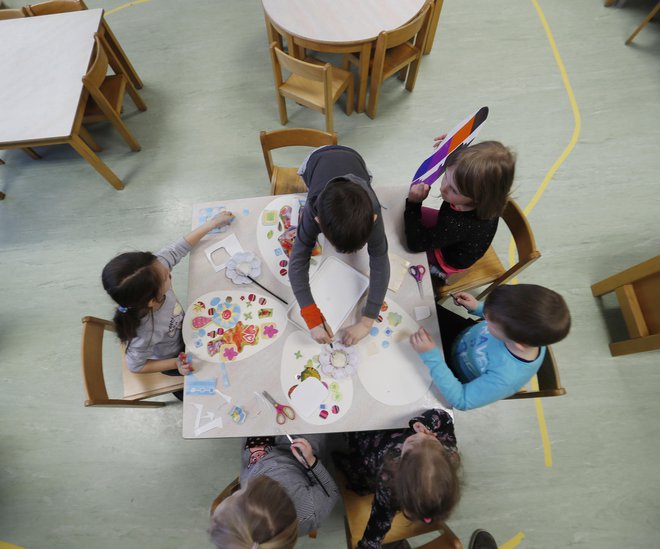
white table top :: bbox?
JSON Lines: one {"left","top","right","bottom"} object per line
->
{"left": 182, "top": 186, "right": 450, "bottom": 439}
{"left": 262, "top": 0, "right": 426, "bottom": 44}
{"left": 0, "top": 9, "right": 103, "bottom": 145}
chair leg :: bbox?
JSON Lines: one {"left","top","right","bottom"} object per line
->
{"left": 70, "top": 134, "right": 124, "bottom": 190}
{"left": 125, "top": 79, "right": 147, "bottom": 112}
{"left": 345, "top": 77, "right": 355, "bottom": 116}
{"left": 625, "top": 3, "right": 660, "bottom": 45}
{"left": 424, "top": 0, "right": 444, "bottom": 55}
{"left": 104, "top": 107, "right": 142, "bottom": 152}
{"left": 22, "top": 147, "right": 41, "bottom": 159}
{"left": 78, "top": 126, "right": 102, "bottom": 152}
{"left": 276, "top": 92, "right": 288, "bottom": 125}
{"left": 325, "top": 102, "right": 334, "bottom": 133}
{"left": 367, "top": 73, "right": 382, "bottom": 119}
{"left": 405, "top": 56, "right": 423, "bottom": 92}
{"left": 398, "top": 67, "right": 407, "bottom": 81}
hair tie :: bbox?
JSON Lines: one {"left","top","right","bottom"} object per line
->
{"left": 423, "top": 517, "right": 433, "bottom": 524}
{"left": 117, "top": 305, "right": 128, "bottom": 313}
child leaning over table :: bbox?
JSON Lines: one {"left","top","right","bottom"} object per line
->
{"left": 101, "top": 212, "right": 235, "bottom": 386}
{"left": 410, "top": 284, "right": 571, "bottom": 411}
{"left": 333, "top": 409, "right": 460, "bottom": 549}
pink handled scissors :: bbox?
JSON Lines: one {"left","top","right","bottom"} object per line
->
{"left": 408, "top": 264, "right": 426, "bottom": 298}
{"left": 263, "top": 391, "right": 295, "bottom": 424}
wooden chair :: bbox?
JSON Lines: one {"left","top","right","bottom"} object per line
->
{"left": 435, "top": 199, "right": 541, "bottom": 303}
{"left": 24, "top": 0, "right": 143, "bottom": 88}
{"left": 423, "top": 0, "right": 444, "bottom": 54}
{"left": 337, "top": 471, "right": 461, "bottom": 549}
{"left": 505, "top": 346, "right": 566, "bottom": 400}
{"left": 210, "top": 477, "right": 318, "bottom": 539}
{"left": 347, "top": 2, "right": 431, "bottom": 119}
{"left": 269, "top": 43, "right": 354, "bottom": 133}
{"left": 591, "top": 255, "right": 660, "bottom": 356}
{"left": 81, "top": 33, "right": 146, "bottom": 152}
{"left": 259, "top": 128, "right": 337, "bottom": 195}
{"left": 0, "top": 7, "right": 27, "bottom": 18}
{"left": 81, "top": 316, "right": 183, "bottom": 408}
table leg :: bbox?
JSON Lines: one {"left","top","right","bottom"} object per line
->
{"left": 69, "top": 134, "right": 124, "bottom": 190}
{"left": 22, "top": 147, "right": 42, "bottom": 159}
{"left": 101, "top": 22, "right": 143, "bottom": 89}
{"left": 357, "top": 42, "right": 371, "bottom": 113}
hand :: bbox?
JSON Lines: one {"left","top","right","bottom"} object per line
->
{"left": 340, "top": 316, "right": 374, "bottom": 346}
{"left": 411, "top": 421, "right": 433, "bottom": 435}
{"left": 452, "top": 291, "right": 478, "bottom": 312}
{"left": 290, "top": 437, "right": 316, "bottom": 467}
{"left": 410, "top": 327, "right": 437, "bottom": 353}
{"left": 408, "top": 183, "right": 431, "bottom": 203}
{"left": 310, "top": 323, "right": 334, "bottom": 345}
{"left": 210, "top": 211, "right": 234, "bottom": 229}
{"left": 432, "top": 133, "right": 448, "bottom": 148}
{"left": 176, "top": 354, "right": 194, "bottom": 375}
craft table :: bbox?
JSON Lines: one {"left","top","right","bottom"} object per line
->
{"left": 261, "top": 0, "right": 426, "bottom": 113}
{"left": 182, "top": 186, "right": 450, "bottom": 439}
{"left": 0, "top": 10, "right": 125, "bottom": 190}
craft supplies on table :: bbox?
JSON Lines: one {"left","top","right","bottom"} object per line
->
{"left": 263, "top": 390, "right": 296, "bottom": 424}
{"left": 408, "top": 264, "right": 426, "bottom": 298}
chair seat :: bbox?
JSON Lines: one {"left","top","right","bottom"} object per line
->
{"left": 383, "top": 42, "right": 420, "bottom": 78}
{"left": 121, "top": 350, "right": 183, "bottom": 400}
{"left": 281, "top": 66, "right": 352, "bottom": 111}
{"left": 436, "top": 247, "right": 505, "bottom": 298}
{"left": 83, "top": 74, "right": 126, "bottom": 123}
{"left": 271, "top": 166, "right": 307, "bottom": 195}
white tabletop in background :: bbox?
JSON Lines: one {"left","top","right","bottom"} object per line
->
{"left": 0, "top": 9, "right": 103, "bottom": 145}
{"left": 261, "top": 0, "right": 426, "bottom": 44}
{"left": 182, "top": 186, "right": 449, "bottom": 439}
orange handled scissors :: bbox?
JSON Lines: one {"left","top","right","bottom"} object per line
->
{"left": 408, "top": 264, "right": 426, "bottom": 298}
{"left": 262, "top": 391, "right": 295, "bottom": 424}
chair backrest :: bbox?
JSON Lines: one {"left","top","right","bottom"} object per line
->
{"left": 501, "top": 199, "right": 539, "bottom": 264}
{"left": 379, "top": 1, "right": 432, "bottom": 50}
{"left": 0, "top": 8, "right": 27, "bottom": 19}
{"left": 271, "top": 43, "right": 329, "bottom": 84}
{"left": 506, "top": 345, "right": 566, "bottom": 400}
{"left": 81, "top": 315, "right": 113, "bottom": 405}
{"left": 210, "top": 477, "right": 240, "bottom": 515}
{"left": 83, "top": 34, "right": 109, "bottom": 89}
{"left": 259, "top": 128, "right": 337, "bottom": 181}
{"left": 23, "top": 0, "right": 86, "bottom": 16}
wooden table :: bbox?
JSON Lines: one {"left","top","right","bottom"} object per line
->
{"left": 0, "top": 10, "right": 124, "bottom": 190}
{"left": 182, "top": 186, "right": 450, "bottom": 439}
{"left": 262, "top": 0, "right": 426, "bottom": 113}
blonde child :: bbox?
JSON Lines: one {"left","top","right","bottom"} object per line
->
{"left": 334, "top": 410, "right": 460, "bottom": 549}
{"left": 404, "top": 140, "right": 515, "bottom": 282}
{"left": 101, "top": 212, "right": 234, "bottom": 381}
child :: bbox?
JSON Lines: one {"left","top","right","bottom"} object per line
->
{"left": 334, "top": 409, "right": 460, "bottom": 549}
{"left": 229, "top": 434, "right": 338, "bottom": 539}
{"left": 101, "top": 212, "right": 234, "bottom": 377}
{"left": 210, "top": 475, "right": 299, "bottom": 549}
{"left": 290, "top": 145, "right": 390, "bottom": 346}
{"left": 410, "top": 284, "right": 571, "bottom": 411}
{"left": 404, "top": 141, "right": 515, "bottom": 282}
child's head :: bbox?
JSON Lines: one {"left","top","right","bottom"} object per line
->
{"left": 101, "top": 251, "right": 168, "bottom": 344}
{"left": 209, "top": 476, "right": 298, "bottom": 549}
{"left": 316, "top": 179, "right": 375, "bottom": 253}
{"left": 390, "top": 435, "right": 460, "bottom": 525}
{"left": 444, "top": 141, "right": 515, "bottom": 219}
{"left": 483, "top": 284, "right": 571, "bottom": 347}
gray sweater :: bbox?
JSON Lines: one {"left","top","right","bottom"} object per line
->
{"left": 240, "top": 435, "right": 339, "bottom": 537}
{"left": 124, "top": 238, "right": 192, "bottom": 372}
{"left": 289, "top": 145, "right": 390, "bottom": 320}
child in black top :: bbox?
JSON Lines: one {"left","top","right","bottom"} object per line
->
{"left": 404, "top": 140, "right": 515, "bottom": 282}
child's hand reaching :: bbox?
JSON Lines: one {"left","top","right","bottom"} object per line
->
{"left": 451, "top": 291, "right": 478, "bottom": 312}
{"left": 176, "top": 353, "right": 194, "bottom": 375}
{"left": 290, "top": 437, "right": 316, "bottom": 467}
{"left": 410, "top": 327, "right": 437, "bottom": 353}
{"left": 432, "top": 133, "right": 448, "bottom": 148}
{"left": 408, "top": 183, "right": 431, "bottom": 203}
{"left": 211, "top": 211, "right": 234, "bottom": 229}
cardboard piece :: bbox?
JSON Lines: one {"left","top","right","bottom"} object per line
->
{"left": 289, "top": 377, "right": 329, "bottom": 418}
{"left": 204, "top": 234, "right": 243, "bottom": 272}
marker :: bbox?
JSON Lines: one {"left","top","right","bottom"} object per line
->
{"left": 285, "top": 433, "right": 330, "bottom": 497}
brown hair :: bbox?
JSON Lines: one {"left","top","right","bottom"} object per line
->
{"left": 483, "top": 284, "right": 571, "bottom": 347}
{"left": 388, "top": 438, "right": 460, "bottom": 524}
{"left": 317, "top": 179, "right": 375, "bottom": 253}
{"left": 210, "top": 476, "right": 298, "bottom": 549}
{"left": 445, "top": 141, "right": 515, "bottom": 220}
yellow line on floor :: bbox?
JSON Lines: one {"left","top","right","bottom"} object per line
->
{"left": 506, "top": 0, "right": 582, "bottom": 470}
{"left": 105, "top": 0, "right": 151, "bottom": 16}
{"left": 499, "top": 531, "right": 526, "bottom": 549}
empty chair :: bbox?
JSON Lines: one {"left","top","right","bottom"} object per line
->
{"left": 269, "top": 43, "right": 354, "bottom": 133}
{"left": 24, "top": 0, "right": 143, "bottom": 88}
{"left": 81, "top": 316, "right": 183, "bottom": 408}
{"left": 435, "top": 199, "right": 541, "bottom": 303}
{"left": 505, "top": 346, "right": 566, "bottom": 400}
{"left": 81, "top": 33, "right": 146, "bottom": 152}
{"left": 259, "top": 128, "right": 337, "bottom": 195}
{"left": 352, "top": 2, "right": 432, "bottom": 119}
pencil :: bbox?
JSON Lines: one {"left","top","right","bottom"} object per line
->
{"left": 322, "top": 319, "right": 334, "bottom": 349}
{"left": 245, "top": 274, "right": 288, "bottom": 305}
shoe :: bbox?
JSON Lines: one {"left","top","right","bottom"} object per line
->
{"left": 468, "top": 529, "right": 497, "bottom": 549}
